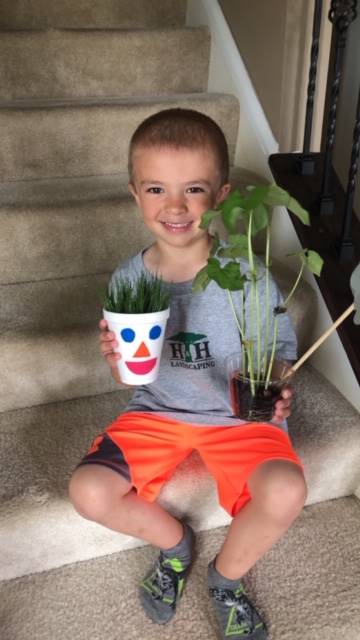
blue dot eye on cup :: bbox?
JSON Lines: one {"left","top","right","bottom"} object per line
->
{"left": 121, "top": 328, "right": 136, "bottom": 342}
{"left": 149, "top": 325, "right": 161, "bottom": 340}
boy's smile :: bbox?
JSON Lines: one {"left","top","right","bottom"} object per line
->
{"left": 129, "top": 146, "right": 230, "bottom": 250}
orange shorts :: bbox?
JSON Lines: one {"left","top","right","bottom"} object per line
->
{"left": 79, "top": 411, "right": 304, "bottom": 517}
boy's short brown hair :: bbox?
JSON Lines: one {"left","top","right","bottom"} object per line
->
{"left": 128, "top": 108, "right": 229, "bottom": 184}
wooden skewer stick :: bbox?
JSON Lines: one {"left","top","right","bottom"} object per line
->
{"left": 282, "top": 302, "right": 355, "bottom": 379}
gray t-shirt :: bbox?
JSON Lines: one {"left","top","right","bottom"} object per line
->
{"left": 109, "top": 247, "right": 297, "bottom": 433}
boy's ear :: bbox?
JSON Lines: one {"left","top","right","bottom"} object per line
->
{"left": 128, "top": 182, "right": 140, "bottom": 206}
{"left": 215, "top": 183, "right": 231, "bottom": 206}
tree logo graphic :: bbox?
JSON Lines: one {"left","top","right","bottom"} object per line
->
{"left": 166, "top": 332, "right": 215, "bottom": 369}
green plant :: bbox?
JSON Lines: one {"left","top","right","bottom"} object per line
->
{"left": 192, "top": 183, "right": 324, "bottom": 396}
{"left": 101, "top": 272, "right": 171, "bottom": 314}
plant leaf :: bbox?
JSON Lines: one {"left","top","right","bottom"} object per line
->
{"left": 263, "top": 184, "right": 290, "bottom": 206}
{"left": 221, "top": 206, "right": 244, "bottom": 233}
{"left": 251, "top": 204, "right": 269, "bottom": 235}
{"left": 241, "top": 185, "right": 270, "bottom": 210}
{"left": 287, "top": 197, "right": 310, "bottom": 225}
{"left": 263, "top": 184, "right": 310, "bottom": 225}
{"left": 287, "top": 249, "right": 323, "bottom": 277}
{"left": 199, "top": 209, "right": 221, "bottom": 229}
{"left": 218, "top": 234, "right": 248, "bottom": 258}
{"left": 303, "top": 249, "right": 324, "bottom": 276}
{"left": 192, "top": 265, "right": 211, "bottom": 293}
{"left": 217, "top": 188, "right": 244, "bottom": 214}
{"left": 207, "top": 257, "right": 246, "bottom": 291}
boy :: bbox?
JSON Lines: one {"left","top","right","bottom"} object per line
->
{"left": 69, "top": 108, "right": 306, "bottom": 639}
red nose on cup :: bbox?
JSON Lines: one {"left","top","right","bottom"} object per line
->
{"left": 133, "top": 341, "right": 151, "bottom": 357}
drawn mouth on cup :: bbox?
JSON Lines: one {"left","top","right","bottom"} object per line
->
{"left": 125, "top": 357, "right": 157, "bottom": 375}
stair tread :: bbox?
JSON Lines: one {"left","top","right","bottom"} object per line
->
{"left": 0, "top": 91, "right": 236, "bottom": 110}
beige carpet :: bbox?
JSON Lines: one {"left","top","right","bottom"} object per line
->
{"left": 1, "top": 495, "right": 359, "bottom": 640}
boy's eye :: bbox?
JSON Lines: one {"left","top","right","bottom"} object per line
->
{"left": 187, "top": 186, "right": 205, "bottom": 193}
{"left": 147, "top": 187, "right": 163, "bottom": 194}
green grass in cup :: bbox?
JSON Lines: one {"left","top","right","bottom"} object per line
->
{"left": 101, "top": 272, "right": 171, "bottom": 314}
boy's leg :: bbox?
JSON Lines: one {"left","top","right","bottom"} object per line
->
{"left": 69, "top": 464, "right": 184, "bottom": 548}
{"left": 195, "top": 422, "right": 306, "bottom": 639}
{"left": 69, "top": 452, "right": 195, "bottom": 624}
{"left": 216, "top": 459, "right": 307, "bottom": 579}
{"left": 208, "top": 459, "right": 307, "bottom": 639}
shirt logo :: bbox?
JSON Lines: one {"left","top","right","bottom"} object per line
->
{"left": 166, "top": 331, "right": 215, "bottom": 370}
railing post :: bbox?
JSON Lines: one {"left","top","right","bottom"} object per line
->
{"left": 297, "top": 0, "right": 323, "bottom": 176}
{"left": 319, "top": 0, "right": 358, "bottom": 215}
{"left": 337, "top": 85, "right": 360, "bottom": 262}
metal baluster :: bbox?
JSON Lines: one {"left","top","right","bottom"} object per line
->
{"left": 337, "top": 86, "right": 360, "bottom": 261}
{"left": 297, "top": 0, "right": 323, "bottom": 176}
{"left": 319, "top": 0, "right": 358, "bottom": 215}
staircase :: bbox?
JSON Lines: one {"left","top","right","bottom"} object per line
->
{"left": 0, "top": 2, "right": 360, "bottom": 639}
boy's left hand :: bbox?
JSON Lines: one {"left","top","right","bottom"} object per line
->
{"left": 272, "top": 386, "right": 293, "bottom": 422}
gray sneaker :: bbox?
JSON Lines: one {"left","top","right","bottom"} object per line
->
{"left": 208, "top": 562, "right": 267, "bottom": 639}
{"left": 139, "top": 524, "right": 195, "bottom": 624}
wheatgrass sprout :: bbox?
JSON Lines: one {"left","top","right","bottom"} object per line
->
{"left": 102, "top": 272, "right": 171, "bottom": 314}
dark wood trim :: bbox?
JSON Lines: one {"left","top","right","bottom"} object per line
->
{"left": 269, "top": 152, "right": 360, "bottom": 385}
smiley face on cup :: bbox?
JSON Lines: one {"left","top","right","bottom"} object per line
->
{"left": 120, "top": 323, "right": 163, "bottom": 376}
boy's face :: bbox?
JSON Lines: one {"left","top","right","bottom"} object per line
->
{"left": 129, "top": 145, "right": 230, "bottom": 251}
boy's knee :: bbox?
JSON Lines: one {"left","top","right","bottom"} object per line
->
{"left": 68, "top": 465, "right": 129, "bottom": 522}
{"left": 249, "top": 460, "right": 307, "bottom": 520}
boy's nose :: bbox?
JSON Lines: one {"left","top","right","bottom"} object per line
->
{"left": 165, "top": 195, "right": 186, "bottom": 212}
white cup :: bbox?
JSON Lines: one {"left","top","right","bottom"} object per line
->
{"left": 103, "top": 307, "right": 170, "bottom": 385}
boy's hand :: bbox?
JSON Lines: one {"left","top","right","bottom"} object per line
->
{"left": 272, "top": 386, "right": 293, "bottom": 423}
{"left": 99, "top": 318, "right": 122, "bottom": 384}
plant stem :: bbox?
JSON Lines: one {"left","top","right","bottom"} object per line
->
{"left": 240, "top": 289, "right": 247, "bottom": 376}
{"left": 283, "top": 261, "right": 305, "bottom": 308}
{"left": 263, "top": 223, "right": 271, "bottom": 380}
{"left": 227, "top": 289, "right": 248, "bottom": 378}
{"left": 227, "top": 290, "right": 245, "bottom": 342}
{"left": 266, "top": 314, "right": 279, "bottom": 388}
{"left": 247, "top": 211, "right": 256, "bottom": 395}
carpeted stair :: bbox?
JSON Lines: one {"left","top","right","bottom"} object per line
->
{"left": 0, "top": 2, "right": 359, "bottom": 639}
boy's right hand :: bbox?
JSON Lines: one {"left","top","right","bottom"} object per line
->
{"left": 99, "top": 318, "right": 122, "bottom": 384}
